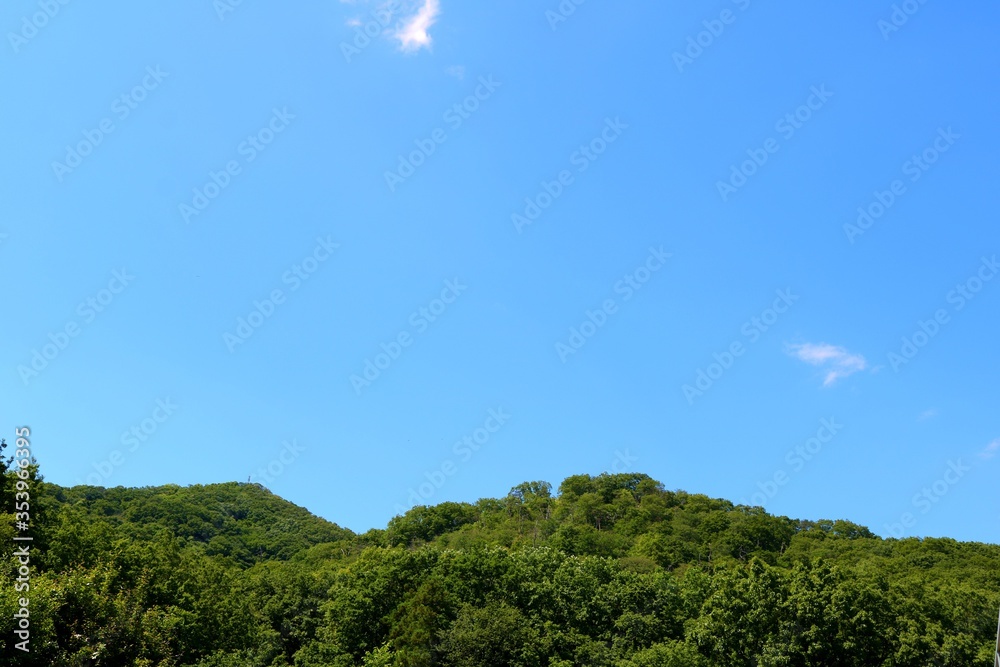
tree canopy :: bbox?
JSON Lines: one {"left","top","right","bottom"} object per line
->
{"left": 1, "top": 465, "right": 997, "bottom": 666}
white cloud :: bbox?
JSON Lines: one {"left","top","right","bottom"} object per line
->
{"left": 446, "top": 65, "right": 465, "bottom": 80}
{"left": 394, "top": 0, "right": 440, "bottom": 52}
{"left": 342, "top": 0, "right": 441, "bottom": 53}
{"left": 786, "top": 342, "right": 867, "bottom": 387}
{"left": 917, "top": 409, "right": 939, "bottom": 421}
{"left": 979, "top": 439, "right": 1000, "bottom": 460}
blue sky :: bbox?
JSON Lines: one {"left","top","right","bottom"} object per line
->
{"left": 2, "top": 0, "right": 998, "bottom": 543}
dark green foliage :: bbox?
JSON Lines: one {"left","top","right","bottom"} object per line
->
{"left": 439, "top": 601, "right": 536, "bottom": 667}
{"left": 0, "top": 469, "right": 997, "bottom": 666}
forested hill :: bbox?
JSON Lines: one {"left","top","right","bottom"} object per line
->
{"left": 2, "top": 466, "right": 999, "bottom": 666}
{"left": 46, "top": 482, "right": 353, "bottom": 565}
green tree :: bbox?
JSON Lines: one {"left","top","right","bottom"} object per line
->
{"left": 439, "top": 601, "right": 536, "bottom": 667}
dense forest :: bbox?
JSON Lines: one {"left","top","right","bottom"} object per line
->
{"left": 1, "top": 440, "right": 998, "bottom": 666}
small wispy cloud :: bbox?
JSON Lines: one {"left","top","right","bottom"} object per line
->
{"left": 917, "top": 409, "right": 939, "bottom": 421}
{"left": 394, "top": 0, "right": 440, "bottom": 52}
{"left": 786, "top": 342, "right": 867, "bottom": 387}
{"left": 446, "top": 65, "right": 465, "bottom": 80}
{"left": 979, "top": 439, "right": 1000, "bottom": 461}
{"left": 341, "top": 1, "right": 440, "bottom": 53}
